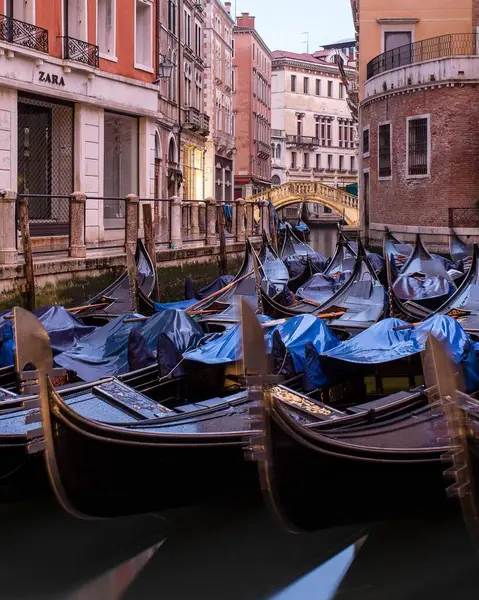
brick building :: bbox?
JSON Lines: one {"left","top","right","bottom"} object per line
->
{"left": 270, "top": 46, "right": 357, "bottom": 219}
{"left": 233, "top": 12, "right": 272, "bottom": 198}
{"left": 353, "top": 0, "right": 479, "bottom": 247}
{"left": 203, "top": 0, "right": 235, "bottom": 203}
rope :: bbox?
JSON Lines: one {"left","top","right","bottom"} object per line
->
{"left": 157, "top": 357, "right": 186, "bottom": 383}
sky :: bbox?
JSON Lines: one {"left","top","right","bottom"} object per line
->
{"left": 233, "top": 0, "right": 354, "bottom": 53}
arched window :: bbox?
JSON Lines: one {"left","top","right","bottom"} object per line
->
{"left": 271, "top": 175, "right": 281, "bottom": 186}
{"left": 276, "top": 145, "right": 281, "bottom": 159}
{"left": 168, "top": 137, "right": 177, "bottom": 164}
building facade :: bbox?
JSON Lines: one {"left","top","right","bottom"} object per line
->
{"left": 156, "top": 0, "right": 209, "bottom": 211}
{"left": 233, "top": 12, "right": 272, "bottom": 199}
{"left": 353, "top": 0, "right": 479, "bottom": 247}
{"left": 0, "top": 0, "right": 160, "bottom": 244}
{"left": 271, "top": 49, "right": 358, "bottom": 218}
{"left": 203, "top": 0, "right": 235, "bottom": 203}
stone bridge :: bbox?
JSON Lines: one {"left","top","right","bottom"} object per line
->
{"left": 246, "top": 181, "right": 359, "bottom": 225}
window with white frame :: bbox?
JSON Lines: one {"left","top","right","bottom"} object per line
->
{"left": 378, "top": 123, "right": 392, "bottom": 178}
{"left": 184, "top": 8, "right": 192, "bottom": 47}
{"left": 195, "top": 71, "right": 202, "bottom": 110}
{"left": 65, "top": 0, "right": 88, "bottom": 41}
{"left": 6, "top": 0, "right": 35, "bottom": 23}
{"left": 168, "top": 0, "right": 177, "bottom": 34}
{"left": 184, "top": 63, "right": 192, "bottom": 106}
{"left": 315, "top": 154, "right": 321, "bottom": 169}
{"left": 135, "top": 0, "right": 153, "bottom": 70}
{"left": 407, "top": 116, "right": 429, "bottom": 176}
{"left": 97, "top": 0, "right": 116, "bottom": 58}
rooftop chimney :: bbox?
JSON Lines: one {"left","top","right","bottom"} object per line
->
{"left": 225, "top": 1, "right": 231, "bottom": 14}
{"left": 236, "top": 12, "right": 255, "bottom": 28}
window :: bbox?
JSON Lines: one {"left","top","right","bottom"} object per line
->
{"left": 378, "top": 123, "right": 391, "bottom": 177}
{"left": 103, "top": 112, "right": 138, "bottom": 228}
{"left": 339, "top": 83, "right": 344, "bottom": 99}
{"left": 168, "top": 0, "right": 177, "bottom": 34}
{"left": 327, "top": 154, "right": 333, "bottom": 170}
{"left": 195, "top": 22, "right": 202, "bottom": 56}
{"left": 6, "top": 0, "right": 35, "bottom": 22}
{"left": 296, "top": 118, "right": 302, "bottom": 137}
{"left": 304, "top": 153, "right": 309, "bottom": 169}
{"left": 327, "top": 122, "right": 331, "bottom": 146}
{"left": 65, "top": 0, "right": 88, "bottom": 41}
{"left": 362, "top": 126, "right": 370, "bottom": 155}
{"left": 291, "top": 75, "right": 297, "bottom": 92}
{"left": 339, "top": 155, "right": 345, "bottom": 171}
{"left": 338, "top": 121, "right": 343, "bottom": 147}
{"left": 327, "top": 81, "right": 333, "bottom": 97}
{"left": 315, "top": 121, "right": 320, "bottom": 140}
{"left": 97, "top": 0, "right": 116, "bottom": 58}
{"left": 195, "top": 72, "right": 202, "bottom": 110}
{"left": 276, "top": 145, "right": 281, "bottom": 159}
{"left": 291, "top": 152, "right": 297, "bottom": 168}
{"left": 315, "top": 154, "right": 321, "bottom": 169}
{"left": 184, "top": 63, "right": 192, "bottom": 106}
{"left": 350, "top": 156, "right": 355, "bottom": 171}
{"left": 408, "top": 117, "right": 429, "bottom": 176}
{"left": 315, "top": 79, "right": 321, "bottom": 95}
{"left": 184, "top": 9, "right": 191, "bottom": 47}
{"left": 135, "top": 0, "right": 153, "bottom": 70}
{"left": 303, "top": 77, "right": 309, "bottom": 94}
{"left": 384, "top": 31, "right": 412, "bottom": 70}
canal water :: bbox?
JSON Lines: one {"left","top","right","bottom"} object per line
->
{"left": 2, "top": 487, "right": 479, "bottom": 599}
{"left": 303, "top": 224, "right": 339, "bottom": 258}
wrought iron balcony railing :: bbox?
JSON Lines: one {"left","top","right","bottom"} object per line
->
{"left": 367, "top": 33, "right": 479, "bottom": 80}
{"left": 60, "top": 35, "right": 99, "bottom": 68}
{"left": 0, "top": 14, "right": 48, "bottom": 53}
{"left": 286, "top": 135, "right": 321, "bottom": 147}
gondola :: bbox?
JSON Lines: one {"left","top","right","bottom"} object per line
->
{"left": 258, "top": 232, "right": 289, "bottom": 295}
{"left": 432, "top": 244, "right": 479, "bottom": 338}
{"left": 261, "top": 241, "right": 386, "bottom": 337}
{"left": 280, "top": 223, "right": 327, "bottom": 278}
{"left": 383, "top": 228, "right": 412, "bottom": 273}
{"left": 74, "top": 239, "right": 157, "bottom": 323}
{"left": 287, "top": 256, "right": 315, "bottom": 294}
{"left": 389, "top": 234, "right": 456, "bottom": 311}
{"left": 323, "top": 230, "right": 356, "bottom": 277}
{"left": 449, "top": 231, "right": 473, "bottom": 270}
{"left": 245, "top": 308, "right": 477, "bottom": 533}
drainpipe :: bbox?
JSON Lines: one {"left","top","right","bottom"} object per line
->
{"left": 177, "top": 22, "right": 182, "bottom": 196}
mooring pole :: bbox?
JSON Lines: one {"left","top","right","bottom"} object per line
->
{"left": 218, "top": 203, "right": 227, "bottom": 276}
{"left": 18, "top": 197, "right": 35, "bottom": 311}
{"left": 126, "top": 245, "right": 138, "bottom": 313}
{"left": 268, "top": 203, "right": 279, "bottom": 254}
{"left": 142, "top": 203, "right": 160, "bottom": 301}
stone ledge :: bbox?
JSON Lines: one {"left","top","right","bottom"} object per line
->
{"left": 0, "top": 239, "right": 260, "bottom": 292}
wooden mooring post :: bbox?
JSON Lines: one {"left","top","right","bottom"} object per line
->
{"left": 268, "top": 203, "right": 279, "bottom": 254}
{"left": 218, "top": 203, "right": 227, "bottom": 276}
{"left": 142, "top": 203, "right": 160, "bottom": 301}
{"left": 126, "top": 245, "right": 138, "bottom": 313}
{"left": 18, "top": 198, "right": 35, "bottom": 311}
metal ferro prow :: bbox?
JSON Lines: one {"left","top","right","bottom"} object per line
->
{"left": 240, "top": 298, "right": 282, "bottom": 461}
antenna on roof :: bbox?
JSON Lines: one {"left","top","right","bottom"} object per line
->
{"left": 302, "top": 32, "right": 310, "bottom": 54}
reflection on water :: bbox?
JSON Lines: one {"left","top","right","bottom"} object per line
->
{"left": 273, "top": 539, "right": 365, "bottom": 600}
{"left": 2, "top": 492, "right": 479, "bottom": 600}
{"left": 307, "top": 226, "right": 339, "bottom": 258}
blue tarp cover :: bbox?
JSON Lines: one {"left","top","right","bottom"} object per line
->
{"left": 55, "top": 309, "right": 204, "bottom": 382}
{"left": 197, "top": 275, "right": 234, "bottom": 300}
{"left": 0, "top": 306, "right": 96, "bottom": 368}
{"left": 154, "top": 299, "right": 197, "bottom": 312}
{"left": 321, "top": 315, "right": 479, "bottom": 392}
{"left": 183, "top": 314, "right": 339, "bottom": 373}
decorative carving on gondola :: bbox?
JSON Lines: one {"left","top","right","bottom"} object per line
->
{"left": 271, "top": 386, "right": 335, "bottom": 417}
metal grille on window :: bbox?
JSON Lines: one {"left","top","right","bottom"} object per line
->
{"left": 408, "top": 118, "right": 428, "bottom": 175}
{"left": 378, "top": 124, "right": 391, "bottom": 177}
{"left": 17, "top": 94, "right": 74, "bottom": 237}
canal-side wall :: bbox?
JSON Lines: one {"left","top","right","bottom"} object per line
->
{"left": 0, "top": 242, "right": 250, "bottom": 309}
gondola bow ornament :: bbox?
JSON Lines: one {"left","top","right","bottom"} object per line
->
{"left": 423, "top": 334, "right": 479, "bottom": 549}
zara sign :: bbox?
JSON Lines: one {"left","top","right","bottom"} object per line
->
{"left": 39, "top": 71, "right": 66, "bottom": 86}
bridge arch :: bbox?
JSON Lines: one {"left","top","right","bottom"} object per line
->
{"left": 246, "top": 181, "right": 359, "bottom": 226}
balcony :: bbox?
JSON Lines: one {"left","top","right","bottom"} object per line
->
{"left": 271, "top": 129, "right": 285, "bottom": 138}
{"left": 286, "top": 135, "right": 320, "bottom": 148}
{"left": 258, "top": 141, "right": 271, "bottom": 157}
{"left": 366, "top": 33, "right": 478, "bottom": 81}
{"left": 61, "top": 36, "right": 99, "bottom": 68}
{"left": 183, "top": 107, "right": 210, "bottom": 136}
{"left": 0, "top": 14, "right": 48, "bottom": 53}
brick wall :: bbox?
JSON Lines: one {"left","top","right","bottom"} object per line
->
{"left": 362, "top": 85, "right": 479, "bottom": 229}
